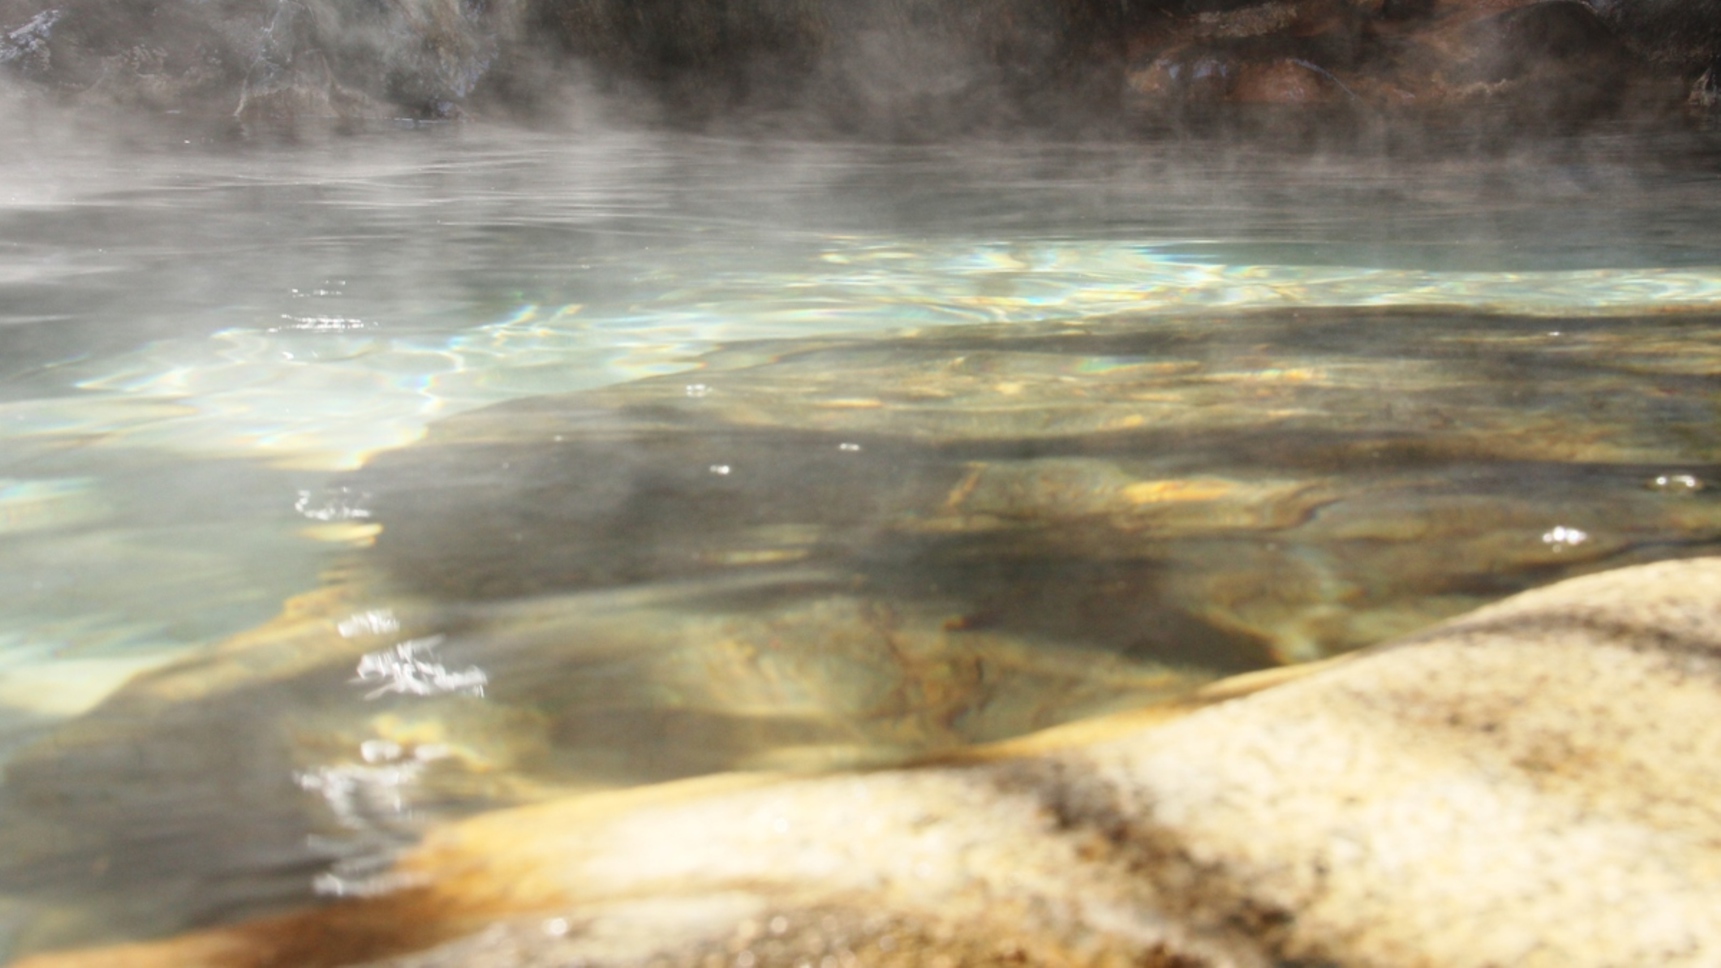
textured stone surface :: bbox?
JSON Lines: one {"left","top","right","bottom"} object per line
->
{"left": 18, "top": 557, "right": 1721, "bottom": 967}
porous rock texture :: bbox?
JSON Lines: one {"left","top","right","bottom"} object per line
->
{"left": 20, "top": 556, "right": 1721, "bottom": 967}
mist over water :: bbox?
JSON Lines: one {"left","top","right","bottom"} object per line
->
{"left": 1, "top": 22, "right": 1721, "bottom": 957}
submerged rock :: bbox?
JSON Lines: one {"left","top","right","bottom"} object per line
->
{"left": 0, "top": 572, "right": 1215, "bottom": 951}
{"left": 354, "top": 306, "right": 1721, "bottom": 661}
{"left": 18, "top": 557, "right": 1721, "bottom": 967}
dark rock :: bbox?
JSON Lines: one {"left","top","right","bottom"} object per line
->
{"left": 1452, "top": 0, "right": 1649, "bottom": 119}
{"left": 1695, "top": 55, "right": 1721, "bottom": 107}
{"left": 1120, "top": 0, "right": 1694, "bottom": 123}
{"left": 1589, "top": 0, "right": 1721, "bottom": 75}
{"left": 1463, "top": 1, "right": 1631, "bottom": 85}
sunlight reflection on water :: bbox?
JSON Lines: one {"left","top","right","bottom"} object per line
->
{"left": 25, "top": 239, "right": 1721, "bottom": 470}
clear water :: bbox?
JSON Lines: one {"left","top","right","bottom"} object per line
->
{"left": 1, "top": 112, "right": 1720, "bottom": 957}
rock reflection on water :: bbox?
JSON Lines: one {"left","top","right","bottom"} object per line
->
{"left": 2, "top": 305, "right": 1720, "bottom": 955}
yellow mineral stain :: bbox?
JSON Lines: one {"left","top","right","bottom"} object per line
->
{"left": 942, "top": 466, "right": 986, "bottom": 510}
{"left": 1121, "top": 479, "right": 1234, "bottom": 505}
{"left": 814, "top": 398, "right": 883, "bottom": 409}
{"left": 1210, "top": 367, "right": 1323, "bottom": 384}
{"left": 300, "top": 522, "right": 383, "bottom": 546}
{"left": 701, "top": 548, "right": 810, "bottom": 566}
{"left": 903, "top": 514, "right": 1003, "bottom": 534}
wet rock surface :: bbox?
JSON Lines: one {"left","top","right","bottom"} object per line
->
{"left": 18, "top": 556, "right": 1721, "bottom": 967}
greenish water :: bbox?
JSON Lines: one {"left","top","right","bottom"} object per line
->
{"left": 0, "top": 115, "right": 1719, "bottom": 957}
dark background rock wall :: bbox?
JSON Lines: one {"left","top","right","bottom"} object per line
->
{"left": 0, "top": 0, "right": 1135, "bottom": 125}
{"left": 532, "top": 0, "right": 1135, "bottom": 131}
{"left": 0, "top": 0, "right": 532, "bottom": 118}
{"left": 0, "top": 0, "right": 1715, "bottom": 128}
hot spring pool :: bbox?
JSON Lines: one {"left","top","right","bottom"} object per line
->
{"left": 0, "top": 115, "right": 1718, "bottom": 957}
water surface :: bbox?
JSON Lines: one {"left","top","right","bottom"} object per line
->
{"left": 1, "top": 115, "right": 1719, "bottom": 958}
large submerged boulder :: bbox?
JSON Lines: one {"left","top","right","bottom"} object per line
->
{"left": 17, "top": 556, "right": 1721, "bottom": 967}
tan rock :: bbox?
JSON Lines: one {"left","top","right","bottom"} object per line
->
{"left": 20, "top": 557, "right": 1721, "bottom": 968}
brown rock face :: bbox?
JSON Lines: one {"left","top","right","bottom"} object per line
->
{"left": 17, "top": 557, "right": 1721, "bottom": 967}
{"left": 1118, "top": 0, "right": 1697, "bottom": 124}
